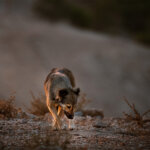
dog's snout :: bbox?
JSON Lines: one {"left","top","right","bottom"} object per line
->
{"left": 68, "top": 114, "right": 74, "bottom": 119}
{"left": 64, "top": 111, "right": 74, "bottom": 119}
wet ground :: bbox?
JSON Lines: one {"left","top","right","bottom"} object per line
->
{"left": 0, "top": 113, "right": 150, "bottom": 150}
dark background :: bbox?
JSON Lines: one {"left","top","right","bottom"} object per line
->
{"left": 0, "top": 0, "right": 150, "bottom": 116}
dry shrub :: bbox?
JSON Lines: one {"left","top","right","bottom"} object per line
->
{"left": 29, "top": 92, "right": 104, "bottom": 118}
{"left": 29, "top": 92, "right": 90, "bottom": 116}
{"left": 123, "top": 97, "right": 150, "bottom": 127}
{"left": 77, "top": 94, "right": 104, "bottom": 118}
{"left": 0, "top": 94, "right": 18, "bottom": 119}
{"left": 28, "top": 92, "right": 48, "bottom": 116}
{"left": 76, "top": 93, "right": 90, "bottom": 112}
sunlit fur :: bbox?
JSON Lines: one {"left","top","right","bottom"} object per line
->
{"left": 44, "top": 68, "right": 80, "bottom": 130}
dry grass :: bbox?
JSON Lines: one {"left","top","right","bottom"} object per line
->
{"left": 28, "top": 91, "right": 48, "bottom": 116}
{"left": 76, "top": 93, "right": 91, "bottom": 112}
{"left": 29, "top": 92, "right": 104, "bottom": 118}
{"left": 77, "top": 94, "right": 104, "bottom": 118}
{"left": 0, "top": 94, "right": 18, "bottom": 119}
{"left": 29, "top": 92, "right": 91, "bottom": 116}
{"left": 123, "top": 97, "right": 150, "bottom": 127}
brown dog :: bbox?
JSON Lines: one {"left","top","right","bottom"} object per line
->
{"left": 44, "top": 68, "right": 80, "bottom": 130}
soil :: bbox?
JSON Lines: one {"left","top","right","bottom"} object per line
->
{"left": 0, "top": 113, "right": 150, "bottom": 150}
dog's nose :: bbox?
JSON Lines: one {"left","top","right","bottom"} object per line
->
{"left": 64, "top": 111, "right": 74, "bottom": 119}
{"left": 68, "top": 115, "right": 74, "bottom": 119}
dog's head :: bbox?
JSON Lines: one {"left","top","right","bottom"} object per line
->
{"left": 56, "top": 88, "right": 80, "bottom": 119}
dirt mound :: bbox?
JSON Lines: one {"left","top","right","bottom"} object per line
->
{"left": 0, "top": 0, "right": 150, "bottom": 116}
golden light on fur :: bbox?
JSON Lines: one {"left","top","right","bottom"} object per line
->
{"left": 44, "top": 68, "right": 80, "bottom": 130}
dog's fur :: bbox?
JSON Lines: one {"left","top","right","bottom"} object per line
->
{"left": 44, "top": 68, "right": 80, "bottom": 130}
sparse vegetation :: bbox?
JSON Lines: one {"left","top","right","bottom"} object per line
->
{"left": 0, "top": 94, "right": 18, "bottom": 119}
{"left": 0, "top": 94, "right": 149, "bottom": 149}
{"left": 76, "top": 93, "right": 90, "bottom": 112}
{"left": 77, "top": 94, "right": 104, "bottom": 118}
{"left": 123, "top": 97, "right": 150, "bottom": 127}
{"left": 28, "top": 92, "right": 93, "bottom": 117}
{"left": 28, "top": 92, "right": 48, "bottom": 116}
{"left": 112, "top": 97, "right": 150, "bottom": 137}
{"left": 28, "top": 92, "right": 104, "bottom": 118}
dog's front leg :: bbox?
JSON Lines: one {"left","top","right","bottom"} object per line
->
{"left": 57, "top": 106, "right": 67, "bottom": 130}
{"left": 47, "top": 103, "right": 62, "bottom": 130}
{"left": 68, "top": 119, "right": 75, "bottom": 130}
{"left": 51, "top": 108, "right": 62, "bottom": 130}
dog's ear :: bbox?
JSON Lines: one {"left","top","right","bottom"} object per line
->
{"left": 74, "top": 88, "right": 80, "bottom": 96}
{"left": 59, "top": 89, "right": 68, "bottom": 98}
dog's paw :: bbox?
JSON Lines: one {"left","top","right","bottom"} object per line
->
{"left": 69, "top": 127, "right": 75, "bottom": 130}
{"left": 51, "top": 126, "right": 58, "bottom": 131}
{"left": 69, "top": 124, "right": 75, "bottom": 130}
{"left": 52, "top": 124, "right": 67, "bottom": 130}
{"left": 69, "top": 120, "right": 75, "bottom": 130}
{"left": 61, "top": 124, "right": 67, "bottom": 130}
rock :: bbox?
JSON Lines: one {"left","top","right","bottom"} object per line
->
{"left": 81, "top": 109, "right": 104, "bottom": 118}
{"left": 43, "top": 113, "right": 53, "bottom": 123}
{"left": 75, "top": 111, "right": 83, "bottom": 117}
{"left": 93, "top": 122, "right": 108, "bottom": 128}
{"left": 25, "top": 112, "right": 36, "bottom": 119}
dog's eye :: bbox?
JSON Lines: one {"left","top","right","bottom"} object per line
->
{"left": 67, "top": 105, "right": 71, "bottom": 109}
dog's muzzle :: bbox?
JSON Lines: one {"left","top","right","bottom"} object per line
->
{"left": 64, "top": 111, "right": 74, "bottom": 119}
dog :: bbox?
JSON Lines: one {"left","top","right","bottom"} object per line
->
{"left": 44, "top": 68, "right": 80, "bottom": 130}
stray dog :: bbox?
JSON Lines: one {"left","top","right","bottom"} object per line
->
{"left": 44, "top": 68, "right": 80, "bottom": 130}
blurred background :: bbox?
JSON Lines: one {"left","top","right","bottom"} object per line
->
{"left": 0, "top": 0, "right": 150, "bottom": 116}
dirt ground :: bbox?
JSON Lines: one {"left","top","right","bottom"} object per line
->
{"left": 0, "top": 112, "right": 150, "bottom": 150}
